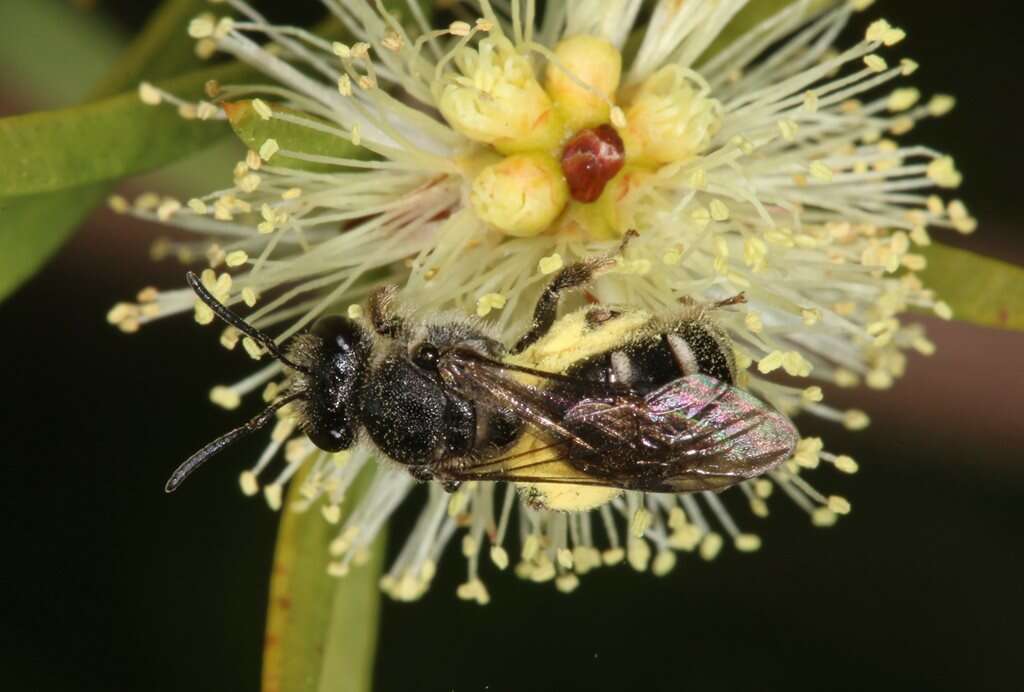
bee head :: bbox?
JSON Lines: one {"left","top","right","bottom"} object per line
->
{"left": 288, "top": 315, "right": 374, "bottom": 452}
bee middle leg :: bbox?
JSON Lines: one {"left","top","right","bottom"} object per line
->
{"left": 512, "top": 230, "right": 638, "bottom": 354}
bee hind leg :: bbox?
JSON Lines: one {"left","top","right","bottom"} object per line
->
{"left": 512, "top": 230, "right": 639, "bottom": 354}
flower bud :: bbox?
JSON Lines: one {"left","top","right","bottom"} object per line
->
{"left": 471, "top": 153, "right": 569, "bottom": 237}
{"left": 439, "top": 37, "right": 562, "bottom": 153}
{"left": 623, "top": 65, "right": 722, "bottom": 165}
{"left": 545, "top": 35, "right": 622, "bottom": 131}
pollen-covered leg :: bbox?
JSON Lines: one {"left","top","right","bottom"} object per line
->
{"left": 512, "top": 230, "right": 638, "bottom": 353}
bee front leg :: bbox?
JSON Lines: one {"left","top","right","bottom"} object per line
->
{"left": 368, "top": 285, "right": 405, "bottom": 338}
{"left": 512, "top": 230, "right": 639, "bottom": 354}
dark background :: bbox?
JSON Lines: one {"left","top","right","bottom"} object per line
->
{"left": 2, "top": 2, "right": 1023, "bottom": 691}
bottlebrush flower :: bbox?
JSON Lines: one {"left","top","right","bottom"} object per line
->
{"left": 109, "top": 0, "right": 972, "bottom": 602}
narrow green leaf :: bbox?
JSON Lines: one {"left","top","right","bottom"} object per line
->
{"left": 0, "top": 63, "right": 253, "bottom": 198}
{"left": 224, "top": 101, "right": 365, "bottom": 173}
{"left": 919, "top": 243, "right": 1024, "bottom": 331}
{"left": 263, "top": 469, "right": 385, "bottom": 692}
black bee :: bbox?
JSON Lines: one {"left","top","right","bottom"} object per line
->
{"left": 166, "top": 240, "right": 798, "bottom": 509}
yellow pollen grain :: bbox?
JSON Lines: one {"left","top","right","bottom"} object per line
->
{"left": 321, "top": 504, "right": 341, "bottom": 524}
{"left": 802, "top": 386, "right": 824, "bottom": 403}
{"left": 225, "top": 250, "right": 248, "bottom": 267}
{"left": 347, "top": 304, "right": 364, "bottom": 319}
{"left": 263, "top": 484, "right": 283, "bottom": 511}
{"left": 252, "top": 98, "right": 272, "bottom": 120}
{"left": 900, "top": 58, "right": 919, "bottom": 76}
{"left": 357, "top": 75, "right": 376, "bottom": 91}
{"left": 652, "top": 550, "right": 676, "bottom": 576}
{"left": 282, "top": 187, "right": 302, "bottom": 200}
{"left": 864, "top": 55, "right": 887, "bottom": 73}
{"left": 734, "top": 534, "right": 761, "bottom": 552}
{"left": 350, "top": 42, "right": 370, "bottom": 59}
{"left": 475, "top": 292, "right": 506, "bottom": 317}
{"left": 888, "top": 88, "right": 920, "bottom": 112}
{"left": 475, "top": 17, "right": 494, "bottom": 32}
{"left": 744, "top": 312, "right": 763, "bottom": 333}
{"left": 630, "top": 509, "right": 652, "bottom": 538}
{"left": 448, "top": 20, "right": 471, "bottom": 36}
{"left": 337, "top": 75, "right": 352, "bottom": 96}
{"left": 243, "top": 337, "right": 264, "bottom": 360}
{"left": 810, "top": 161, "right": 834, "bottom": 181}
{"left": 929, "top": 94, "right": 956, "bottom": 117}
{"left": 239, "top": 471, "right": 259, "bottom": 496}
{"left": 138, "top": 81, "right": 162, "bottom": 105}
{"left": 381, "top": 31, "right": 403, "bottom": 52}
{"left": 351, "top": 124, "right": 361, "bottom": 147}
{"left": 927, "top": 156, "right": 962, "bottom": 188}
{"left": 187, "top": 198, "right": 208, "bottom": 214}
{"left": 757, "top": 351, "right": 784, "bottom": 374}
{"left": 332, "top": 42, "right": 350, "bottom": 58}
{"left": 778, "top": 119, "right": 799, "bottom": 141}
{"left": 834, "top": 455, "right": 860, "bottom": 474}
{"left": 802, "top": 91, "right": 819, "bottom": 113}
{"left": 242, "top": 288, "right": 258, "bottom": 307}
{"left": 220, "top": 327, "right": 239, "bottom": 350}
{"left": 812, "top": 507, "right": 837, "bottom": 527}
{"left": 710, "top": 199, "right": 730, "bottom": 222}
{"left": 754, "top": 479, "right": 773, "bottom": 499}
{"left": 259, "top": 138, "right": 279, "bottom": 161}
{"left": 933, "top": 300, "right": 953, "bottom": 320}
{"left": 538, "top": 253, "right": 564, "bottom": 275}
{"left": 689, "top": 168, "right": 706, "bottom": 189}
{"left": 699, "top": 532, "right": 723, "bottom": 561}
{"left": 829, "top": 496, "right": 852, "bottom": 515}
{"left": 610, "top": 106, "right": 627, "bottom": 129}
{"left": 490, "top": 546, "right": 509, "bottom": 570}
{"left": 844, "top": 409, "right": 870, "bottom": 431}
{"left": 108, "top": 195, "right": 130, "bottom": 214}
{"left": 210, "top": 385, "right": 241, "bottom": 410}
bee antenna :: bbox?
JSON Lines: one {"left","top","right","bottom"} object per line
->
{"left": 165, "top": 391, "right": 304, "bottom": 493}
{"left": 185, "top": 271, "right": 313, "bottom": 376}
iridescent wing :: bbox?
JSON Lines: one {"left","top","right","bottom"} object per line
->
{"left": 437, "top": 350, "right": 798, "bottom": 493}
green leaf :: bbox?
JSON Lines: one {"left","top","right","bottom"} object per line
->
{"left": 0, "top": 63, "right": 261, "bottom": 198}
{"left": 263, "top": 469, "right": 385, "bottom": 692}
{"left": 224, "top": 101, "right": 365, "bottom": 173}
{"left": 0, "top": 0, "right": 215, "bottom": 302}
{"left": 919, "top": 243, "right": 1024, "bottom": 331}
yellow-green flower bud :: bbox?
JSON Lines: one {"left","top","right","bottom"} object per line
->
{"left": 471, "top": 153, "right": 569, "bottom": 237}
{"left": 439, "top": 37, "right": 562, "bottom": 154}
{"left": 623, "top": 65, "right": 722, "bottom": 166}
{"left": 545, "top": 35, "right": 622, "bottom": 131}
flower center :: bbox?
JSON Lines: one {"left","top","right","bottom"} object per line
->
{"left": 560, "top": 125, "right": 626, "bottom": 204}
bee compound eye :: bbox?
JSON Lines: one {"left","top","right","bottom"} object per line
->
{"left": 412, "top": 343, "right": 440, "bottom": 370}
